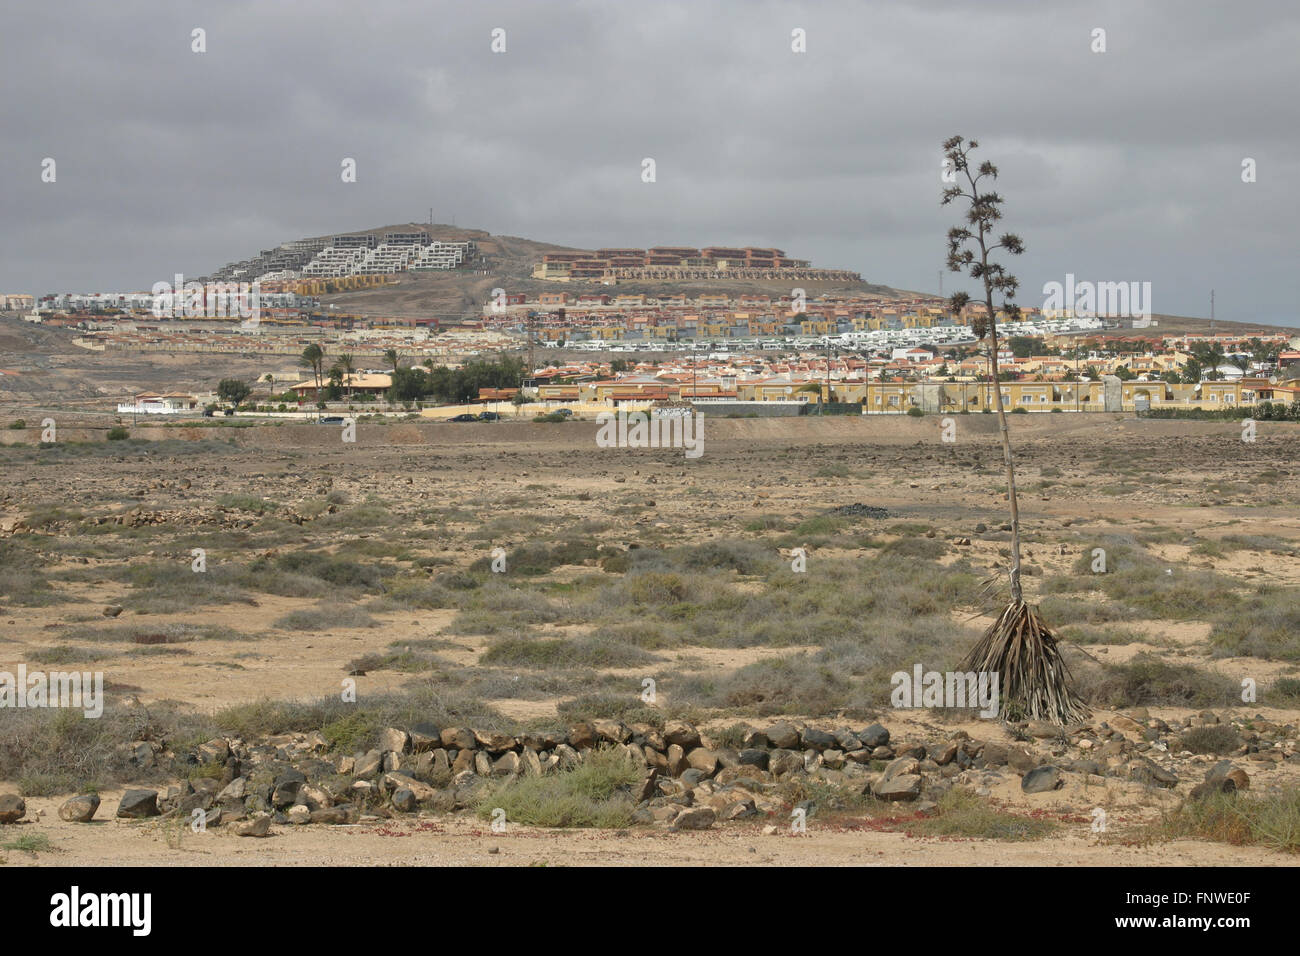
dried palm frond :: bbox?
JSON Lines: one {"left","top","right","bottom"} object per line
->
{"left": 959, "top": 599, "right": 1090, "bottom": 725}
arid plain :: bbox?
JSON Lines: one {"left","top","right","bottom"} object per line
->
{"left": 1, "top": 410, "right": 1298, "bottom": 865}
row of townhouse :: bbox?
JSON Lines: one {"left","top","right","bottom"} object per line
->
{"left": 529, "top": 372, "right": 1300, "bottom": 412}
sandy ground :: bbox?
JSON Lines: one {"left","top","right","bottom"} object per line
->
{"left": 3, "top": 796, "right": 1288, "bottom": 867}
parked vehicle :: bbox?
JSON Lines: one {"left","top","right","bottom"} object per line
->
{"left": 317, "top": 415, "right": 345, "bottom": 424}
{"left": 449, "top": 413, "right": 478, "bottom": 422}
{"left": 477, "top": 411, "right": 500, "bottom": 421}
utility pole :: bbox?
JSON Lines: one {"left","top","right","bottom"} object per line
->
{"left": 1210, "top": 289, "right": 1215, "bottom": 332}
{"left": 824, "top": 335, "right": 832, "bottom": 414}
{"left": 526, "top": 311, "right": 536, "bottom": 390}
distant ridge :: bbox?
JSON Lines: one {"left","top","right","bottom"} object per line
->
{"left": 202, "top": 223, "right": 898, "bottom": 321}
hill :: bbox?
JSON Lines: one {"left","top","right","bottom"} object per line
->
{"left": 207, "top": 222, "right": 900, "bottom": 322}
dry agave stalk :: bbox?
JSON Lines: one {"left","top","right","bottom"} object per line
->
{"left": 959, "top": 600, "right": 1089, "bottom": 725}
{"left": 943, "top": 135, "right": 1087, "bottom": 725}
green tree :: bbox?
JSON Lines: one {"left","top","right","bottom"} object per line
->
{"left": 384, "top": 349, "right": 401, "bottom": 374}
{"left": 299, "top": 344, "right": 325, "bottom": 399}
{"left": 337, "top": 353, "right": 356, "bottom": 397}
{"left": 1007, "top": 335, "right": 1038, "bottom": 358}
{"left": 217, "top": 378, "right": 251, "bottom": 406}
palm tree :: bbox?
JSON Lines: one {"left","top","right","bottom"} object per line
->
{"left": 299, "top": 344, "right": 325, "bottom": 400}
{"left": 384, "top": 349, "right": 401, "bottom": 374}
{"left": 943, "top": 135, "right": 1087, "bottom": 726}
{"left": 338, "top": 353, "right": 356, "bottom": 397}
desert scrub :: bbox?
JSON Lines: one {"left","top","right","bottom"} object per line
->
{"left": 21, "top": 645, "right": 111, "bottom": 665}
{"left": 1149, "top": 788, "right": 1300, "bottom": 854}
{"left": 476, "top": 746, "right": 642, "bottom": 828}
{"left": 479, "top": 637, "right": 658, "bottom": 669}
{"left": 216, "top": 493, "right": 277, "bottom": 513}
{"left": 115, "top": 561, "right": 258, "bottom": 613}
{"left": 447, "top": 583, "right": 564, "bottom": 635}
{"left": 212, "top": 688, "right": 512, "bottom": 744}
{"left": 0, "top": 563, "right": 68, "bottom": 607}
{"left": 1209, "top": 587, "right": 1300, "bottom": 660}
{"left": 262, "top": 550, "right": 390, "bottom": 591}
{"left": 1178, "top": 725, "right": 1240, "bottom": 755}
{"left": 0, "top": 704, "right": 215, "bottom": 793}
{"left": 273, "top": 602, "right": 377, "bottom": 631}
{"left": 554, "top": 694, "right": 668, "bottom": 727}
{"left": 347, "top": 641, "right": 451, "bottom": 674}
{"left": 1057, "top": 624, "right": 1156, "bottom": 646}
{"left": 669, "top": 653, "right": 857, "bottom": 717}
{"left": 1076, "top": 653, "right": 1240, "bottom": 709}
{"left": 904, "top": 788, "right": 1058, "bottom": 840}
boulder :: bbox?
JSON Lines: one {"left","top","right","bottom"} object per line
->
{"left": 1189, "top": 778, "right": 1235, "bottom": 801}
{"left": 665, "top": 744, "right": 688, "bottom": 777}
{"left": 672, "top": 807, "right": 716, "bottom": 830}
{"left": 768, "top": 749, "right": 803, "bottom": 777}
{"left": 474, "top": 729, "right": 518, "bottom": 753}
{"left": 872, "top": 774, "right": 922, "bottom": 801}
{"left": 353, "top": 749, "right": 383, "bottom": 778}
{"left": 835, "top": 730, "right": 863, "bottom": 752}
{"left": 765, "top": 722, "right": 801, "bottom": 750}
{"left": 636, "top": 768, "right": 661, "bottom": 803}
{"left": 1021, "top": 766, "right": 1064, "bottom": 794}
{"left": 568, "top": 722, "right": 599, "bottom": 749}
{"left": 116, "top": 789, "right": 160, "bottom": 819}
{"left": 234, "top": 814, "right": 272, "bottom": 837}
{"left": 198, "top": 737, "right": 231, "bottom": 763}
{"left": 492, "top": 752, "right": 521, "bottom": 776}
{"left": 310, "top": 806, "right": 354, "bottom": 825}
{"left": 0, "top": 793, "right": 26, "bottom": 823}
{"left": 1128, "top": 757, "right": 1178, "bottom": 789}
{"left": 409, "top": 725, "right": 441, "bottom": 752}
{"left": 520, "top": 748, "right": 543, "bottom": 777}
{"left": 59, "top": 793, "right": 100, "bottom": 823}
{"left": 441, "top": 727, "right": 476, "bottom": 751}
{"left": 882, "top": 756, "right": 920, "bottom": 781}
{"left": 686, "top": 748, "right": 718, "bottom": 776}
{"left": 802, "top": 728, "right": 836, "bottom": 750}
{"left": 593, "top": 720, "right": 630, "bottom": 744}
{"left": 859, "top": 723, "right": 890, "bottom": 748}
{"left": 1007, "top": 747, "right": 1038, "bottom": 773}
{"left": 663, "top": 720, "right": 701, "bottom": 750}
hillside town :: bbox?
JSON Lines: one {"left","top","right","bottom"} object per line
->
{"left": 100, "top": 327, "right": 1300, "bottom": 418}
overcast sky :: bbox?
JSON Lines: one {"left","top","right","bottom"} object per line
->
{"left": 3, "top": 1, "right": 1297, "bottom": 325}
